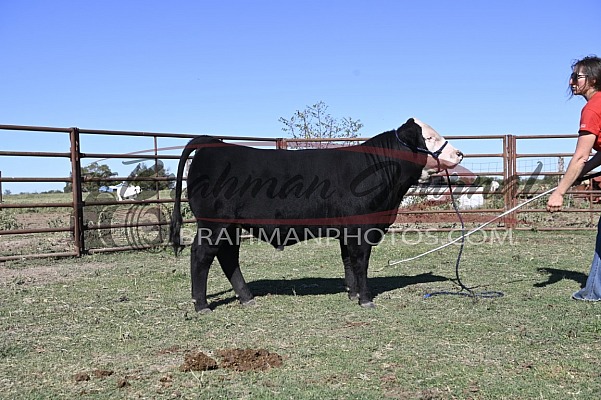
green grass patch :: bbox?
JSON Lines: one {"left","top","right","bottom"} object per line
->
{"left": 1, "top": 230, "right": 601, "bottom": 398}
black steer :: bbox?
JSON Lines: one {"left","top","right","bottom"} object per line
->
{"left": 170, "top": 118, "right": 463, "bottom": 312}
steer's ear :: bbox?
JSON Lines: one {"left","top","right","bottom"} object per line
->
{"left": 398, "top": 118, "right": 418, "bottom": 132}
{"left": 396, "top": 118, "right": 423, "bottom": 148}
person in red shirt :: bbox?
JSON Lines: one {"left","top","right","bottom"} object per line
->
{"left": 547, "top": 55, "right": 601, "bottom": 300}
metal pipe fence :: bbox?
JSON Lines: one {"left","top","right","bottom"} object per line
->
{"left": 1, "top": 124, "right": 600, "bottom": 261}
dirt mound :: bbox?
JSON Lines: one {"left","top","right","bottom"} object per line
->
{"left": 73, "top": 372, "right": 90, "bottom": 382}
{"left": 179, "top": 351, "right": 218, "bottom": 372}
{"left": 73, "top": 369, "right": 114, "bottom": 382}
{"left": 218, "top": 348, "right": 283, "bottom": 372}
{"left": 93, "top": 369, "right": 114, "bottom": 378}
{"left": 178, "top": 348, "right": 283, "bottom": 373}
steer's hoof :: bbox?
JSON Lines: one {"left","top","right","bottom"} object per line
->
{"left": 193, "top": 299, "right": 212, "bottom": 314}
{"left": 241, "top": 299, "right": 257, "bottom": 307}
{"left": 348, "top": 292, "right": 359, "bottom": 301}
{"left": 360, "top": 301, "right": 376, "bottom": 309}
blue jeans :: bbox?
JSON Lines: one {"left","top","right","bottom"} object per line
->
{"left": 572, "top": 215, "right": 601, "bottom": 301}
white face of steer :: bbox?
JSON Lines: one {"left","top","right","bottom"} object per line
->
{"left": 414, "top": 118, "right": 463, "bottom": 183}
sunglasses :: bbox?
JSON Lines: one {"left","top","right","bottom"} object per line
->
{"left": 571, "top": 72, "right": 588, "bottom": 81}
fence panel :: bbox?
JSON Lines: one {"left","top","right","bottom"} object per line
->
{"left": 1, "top": 124, "right": 600, "bottom": 261}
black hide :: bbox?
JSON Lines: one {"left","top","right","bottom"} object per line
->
{"left": 170, "top": 117, "right": 428, "bottom": 312}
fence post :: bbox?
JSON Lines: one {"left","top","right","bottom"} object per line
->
{"left": 276, "top": 138, "right": 287, "bottom": 150}
{"left": 70, "top": 127, "right": 85, "bottom": 256}
{"left": 153, "top": 135, "right": 164, "bottom": 244}
{"left": 502, "top": 135, "right": 516, "bottom": 228}
{"left": 507, "top": 135, "right": 519, "bottom": 229}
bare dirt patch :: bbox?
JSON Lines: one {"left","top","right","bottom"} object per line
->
{"left": 179, "top": 351, "right": 218, "bottom": 372}
{"left": 0, "top": 261, "right": 112, "bottom": 286}
{"left": 179, "top": 348, "right": 283, "bottom": 373}
{"left": 218, "top": 348, "right": 283, "bottom": 372}
{"left": 14, "top": 212, "right": 71, "bottom": 230}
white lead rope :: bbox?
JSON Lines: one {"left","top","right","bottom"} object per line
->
{"left": 387, "top": 186, "right": 557, "bottom": 266}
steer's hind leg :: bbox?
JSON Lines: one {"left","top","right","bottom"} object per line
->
{"left": 190, "top": 235, "right": 219, "bottom": 313}
{"left": 216, "top": 230, "right": 255, "bottom": 306}
{"left": 339, "top": 241, "right": 358, "bottom": 301}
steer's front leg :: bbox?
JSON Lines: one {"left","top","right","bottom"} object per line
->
{"left": 339, "top": 241, "right": 358, "bottom": 300}
{"left": 347, "top": 241, "right": 375, "bottom": 308}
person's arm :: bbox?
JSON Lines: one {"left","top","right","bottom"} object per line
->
{"left": 547, "top": 133, "right": 596, "bottom": 212}
{"left": 580, "top": 149, "right": 601, "bottom": 177}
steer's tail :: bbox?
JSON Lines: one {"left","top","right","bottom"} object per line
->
{"left": 169, "top": 136, "right": 208, "bottom": 255}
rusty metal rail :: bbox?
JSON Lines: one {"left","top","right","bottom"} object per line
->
{"left": 1, "top": 124, "right": 599, "bottom": 261}
{"left": 0, "top": 124, "right": 285, "bottom": 261}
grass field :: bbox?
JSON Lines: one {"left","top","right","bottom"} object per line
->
{"left": 2, "top": 230, "right": 601, "bottom": 399}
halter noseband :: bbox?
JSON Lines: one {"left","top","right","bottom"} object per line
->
{"left": 394, "top": 130, "right": 449, "bottom": 160}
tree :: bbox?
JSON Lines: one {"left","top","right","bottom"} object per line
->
{"left": 64, "top": 162, "right": 117, "bottom": 193}
{"left": 278, "top": 101, "right": 363, "bottom": 148}
{"left": 130, "top": 161, "right": 174, "bottom": 191}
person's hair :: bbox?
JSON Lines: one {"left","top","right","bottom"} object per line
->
{"left": 571, "top": 55, "right": 601, "bottom": 94}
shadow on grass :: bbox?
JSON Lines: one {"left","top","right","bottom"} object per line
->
{"left": 207, "top": 272, "right": 449, "bottom": 309}
{"left": 535, "top": 267, "right": 587, "bottom": 288}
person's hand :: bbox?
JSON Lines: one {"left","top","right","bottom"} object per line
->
{"left": 547, "top": 191, "right": 564, "bottom": 213}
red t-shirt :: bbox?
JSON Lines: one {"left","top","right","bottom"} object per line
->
{"left": 580, "top": 91, "right": 601, "bottom": 151}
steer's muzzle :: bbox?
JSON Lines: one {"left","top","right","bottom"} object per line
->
{"left": 438, "top": 147, "right": 463, "bottom": 170}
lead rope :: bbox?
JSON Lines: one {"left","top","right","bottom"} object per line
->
{"left": 404, "top": 184, "right": 556, "bottom": 298}
{"left": 388, "top": 163, "right": 601, "bottom": 298}
{"left": 443, "top": 169, "right": 472, "bottom": 295}
{"left": 389, "top": 186, "right": 556, "bottom": 268}
{"left": 389, "top": 137, "right": 517, "bottom": 298}
{"left": 419, "top": 171, "right": 505, "bottom": 298}
{"left": 390, "top": 169, "right": 601, "bottom": 267}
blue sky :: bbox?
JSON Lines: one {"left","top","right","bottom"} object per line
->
{"left": 1, "top": 0, "right": 599, "bottom": 193}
